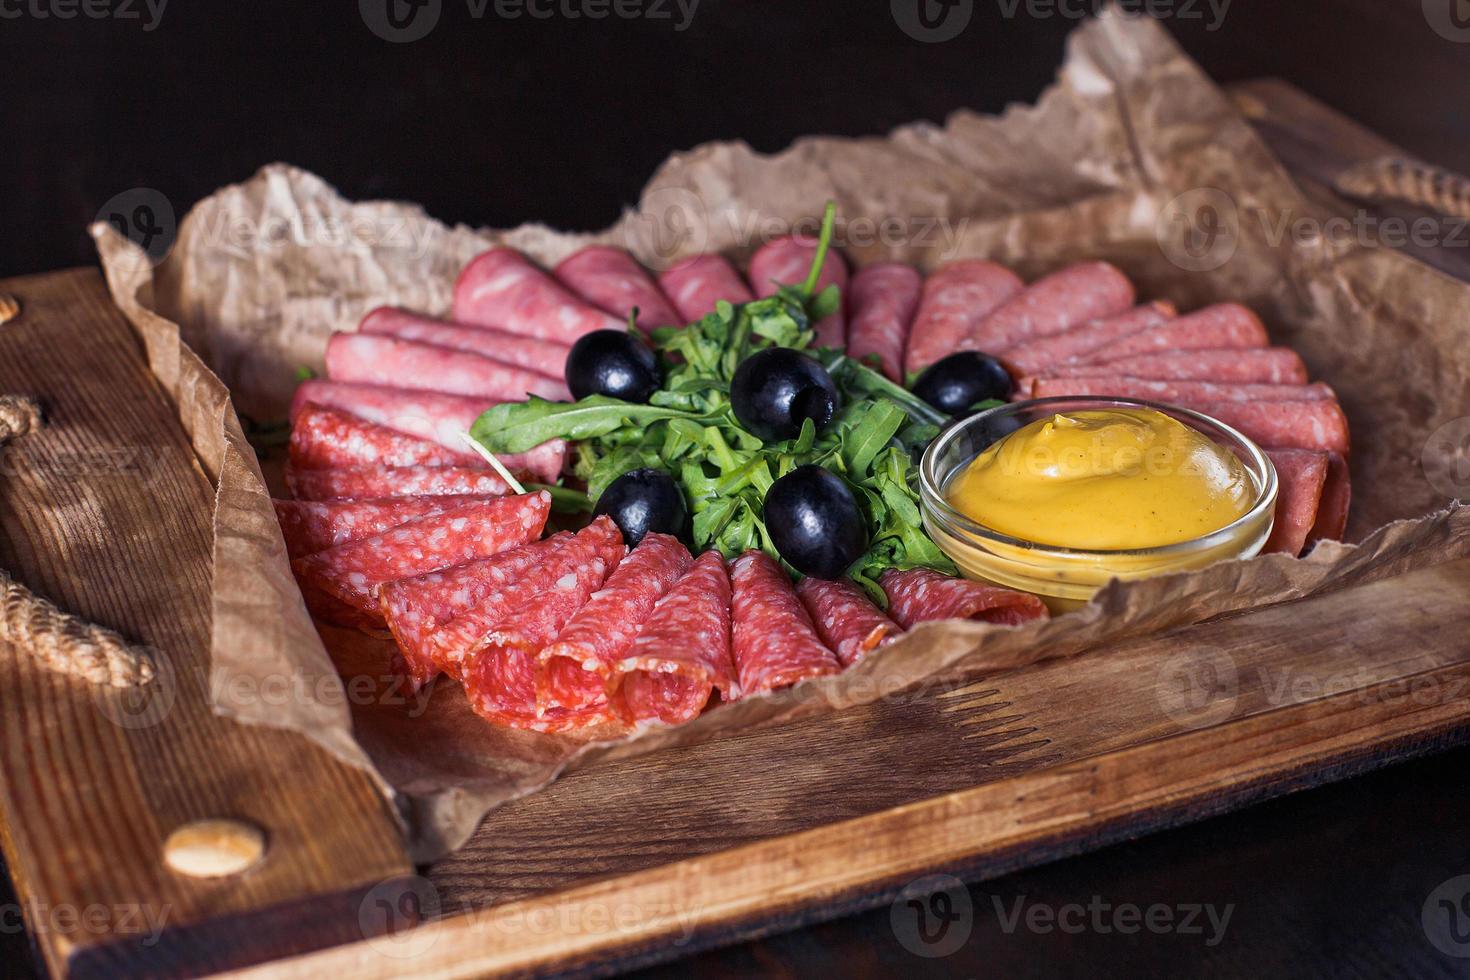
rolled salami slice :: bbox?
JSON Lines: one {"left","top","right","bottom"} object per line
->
{"left": 359, "top": 306, "right": 571, "bottom": 379}
{"left": 1027, "top": 378, "right": 1336, "bottom": 403}
{"left": 273, "top": 495, "right": 497, "bottom": 559}
{"left": 453, "top": 248, "right": 623, "bottom": 344}
{"left": 537, "top": 533, "right": 692, "bottom": 713}
{"left": 612, "top": 550, "right": 737, "bottom": 726}
{"left": 289, "top": 404, "right": 482, "bottom": 471}
{"left": 325, "top": 333, "right": 570, "bottom": 402}
{"left": 1309, "top": 451, "right": 1351, "bottom": 545}
{"left": 846, "top": 263, "right": 921, "bottom": 382}
{"left": 381, "top": 530, "right": 576, "bottom": 687}
{"left": 904, "top": 260, "right": 1024, "bottom": 377}
{"left": 729, "top": 550, "right": 839, "bottom": 696}
{"left": 1034, "top": 347, "right": 1307, "bottom": 384}
{"left": 966, "top": 261, "right": 1135, "bottom": 354}
{"left": 1080, "top": 303, "right": 1267, "bottom": 363}
{"left": 1192, "top": 399, "right": 1350, "bottom": 455}
{"left": 795, "top": 576, "right": 901, "bottom": 668}
{"left": 879, "top": 567, "right": 1048, "bottom": 629}
{"left": 553, "top": 246, "right": 681, "bottom": 331}
{"left": 287, "top": 465, "right": 511, "bottom": 501}
{"left": 658, "top": 254, "right": 754, "bottom": 322}
{"left": 749, "top": 235, "right": 849, "bottom": 348}
{"left": 1263, "top": 449, "right": 1329, "bottom": 556}
{"left": 290, "top": 381, "right": 566, "bottom": 482}
{"left": 291, "top": 492, "right": 550, "bottom": 626}
{"left": 999, "top": 302, "right": 1175, "bottom": 376}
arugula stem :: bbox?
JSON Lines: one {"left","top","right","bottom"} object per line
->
{"left": 801, "top": 201, "right": 838, "bottom": 297}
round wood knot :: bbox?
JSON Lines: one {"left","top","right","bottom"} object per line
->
{"left": 0, "top": 295, "right": 17, "bottom": 326}
{"left": 163, "top": 819, "right": 267, "bottom": 879}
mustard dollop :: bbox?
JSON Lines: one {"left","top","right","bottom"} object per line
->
{"left": 947, "top": 408, "right": 1253, "bottom": 550}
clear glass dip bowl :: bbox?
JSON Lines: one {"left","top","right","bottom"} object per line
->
{"left": 919, "top": 397, "right": 1278, "bottom": 613}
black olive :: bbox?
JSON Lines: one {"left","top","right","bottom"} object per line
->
{"left": 729, "top": 348, "right": 840, "bottom": 442}
{"left": 911, "top": 351, "right": 1013, "bottom": 417}
{"left": 565, "top": 329, "right": 660, "bottom": 402}
{"left": 593, "top": 468, "right": 689, "bottom": 547}
{"left": 762, "top": 465, "right": 868, "bottom": 580}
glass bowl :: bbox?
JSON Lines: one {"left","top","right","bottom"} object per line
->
{"left": 919, "top": 397, "right": 1278, "bottom": 612}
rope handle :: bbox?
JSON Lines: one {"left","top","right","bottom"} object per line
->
{"left": 0, "top": 394, "right": 155, "bottom": 688}
{"left": 1334, "top": 156, "right": 1470, "bottom": 221}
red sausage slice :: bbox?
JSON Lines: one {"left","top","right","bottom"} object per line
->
{"left": 748, "top": 235, "right": 849, "bottom": 349}
{"left": 904, "top": 260, "right": 1024, "bottom": 377}
{"left": 998, "top": 302, "right": 1174, "bottom": 376}
{"left": 1026, "top": 378, "right": 1336, "bottom": 403}
{"left": 359, "top": 306, "right": 571, "bottom": 379}
{"left": 729, "top": 551, "right": 840, "bottom": 696}
{"left": 1263, "top": 449, "right": 1329, "bottom": 556}
{"left": 286, "top": 465, "right": 512, "bottom": 501}
{"left": 879, "top": 567, "right": 1048, "bottom": 629}
{"left": 453, "top": 247, "right": 624, "bottom": 344}
{"left": 1309, "top": 451, "right": 1351, "bottom": 545}
{"left": 325, "top": 333, "right": 570, "bottom": 402}
{"left": 1034, "top": 347, "right": 1307, "bottom": 384}
{"left": 554, "top": 245, "right": 681, "bottom": 331}
{"left": 846, "top": 263, "right": 921, "bottom": 382}
{"left": 273, "top": 495, "right": 498, "bottom": 559}
{"left": 658, "top": 254, "right": 754, "bottom": 322}
{"left": 289, "top": 404, "right": 482, "bottom": 471}
{"left": 966, "top": 261, "right": 1135, "bottom": 354}
{"left": 795, "top": 577, "right": 901, "bottom": 667}
{"left": 1079, "top": 303, "right": 1267, "bottom": 363}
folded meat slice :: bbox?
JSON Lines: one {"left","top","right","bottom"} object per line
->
{"left": 1262, "top": 449, "right": 1329, "bottom": 556}
{"left": 1031, "top": 347, "right": 1307, "bottom": 384}
{"left": 325, "top": 333, "right": 570, "bottom": 402}
{"left": 286, "top": 465, "right": 512, "bottom": 502}
{"left": 729, "top": 551, "right": 839, "bottom": 696}
{"left": 289, "top": 404, "right": 484, "bottom": 470}
{"left": 453, "top": 247, "right": 624, "bottom": 344}
{"left": 658, "top": 254, "right": 754, "bottom": 322}
{"left": 748, "top": 235, "right": 849, "bottom": 349}
{"left": 273, "top": 495, "right": 499, "bottom": 559}
{"left": 553, "top": 245, "right": 681, "bottom": 331}
{"left": 1078, "top": 303, "right": 1267, "bottom": 363}
{"left": 795, "top": 576, "right": 901, "bottom": 668}
{"left": 879, "top": 567, "right": 1048, "bottom": 629}
{"left": 998, "top": 302, "right": 1174, "bottom": 376}
{"left": 358, "top": 306, "right": 572, "bottom": 379}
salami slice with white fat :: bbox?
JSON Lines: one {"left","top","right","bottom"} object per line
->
{"left": 554, "top": 246, "right": 681, "bottom": 331}
{"left": 879, "top": 567, "right": 1048, "bottom": 629}
{"left": 453, "top": 247, "right": 624, "bottom": 344}
{"left": 612, "top": 550, "right": 737, "bottom": 725}
{"left": 290, "top": 380, "right": 566, "bottom": 482}
{"left": 286, "top": 465, "right": 512, "bottom": 501}
{"left": 904, "top": 260, "right": 1024, "bottom": 377}
{"left": 846, "top": 263, "right": 921, "bottom": 382}
{"left": 1310, "top": 451, "right": 1351, "bottom": 545}
{"left": 965, "top": 261, "right": 1135, "bottom": 354}
{"left": 289, "top": 404, "right": 482, "bottom": 470}
{"left": 1079, "top": 303, "right": 1267, "bottom": 363}
{"left": 325, "top": 333, "right": 570, "bottom": 402}
{"left": 795, "top": 576, "right": 901, "bottom": 667}
{"left": 658, "top": 254, "right": 755, "bottom": 322}
{"left": 748, "top": 235, "right": 849, "bottom": 348}
{"left": 998, "top": 302, "right": 1174, "bottom": 376}
{"left": 1027, "top": 377, "right": 1336, "bottom": 403}
{"left": 729, "top": 550, "right": 839, "bottom": 696}
{"left": 1034, "top": 347, "right": 1307, "bottom": 384}
{"left": 537, "top": 533, "right": 692, "bottom": 713}
{"left": 291, "top": 492, "right": 550, "bottom": 626}
{"left": 1191, "top": 400, "right": 1351, "bottom": 455}
{"left": 1263, "top": 449, "right": 1329, "bottom": 556}
{"left": 359, "top": 306, "right": 571, "bottom": 379}
{"left": 273, "top": 495, "right": 496, "bottom": 559}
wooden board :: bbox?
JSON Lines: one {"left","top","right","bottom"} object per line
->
{"left": 3, "top": 81, "right": 1470, "bottom": 979}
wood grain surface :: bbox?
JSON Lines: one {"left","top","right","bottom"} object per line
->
{"left": 0, "top": 269, "right": 412, "bottom": 979}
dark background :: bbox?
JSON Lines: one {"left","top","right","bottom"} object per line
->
{"left": 4, "top": 0, "right": 1470, "bottom": 976}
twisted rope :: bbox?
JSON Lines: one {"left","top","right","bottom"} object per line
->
{"left": 1334, "top": 156, "right": 1470, "bottom": 221}
{"left": 0, "top": 395, "right": 155, "bottom": 687}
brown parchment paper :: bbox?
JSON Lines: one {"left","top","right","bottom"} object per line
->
{"left": 93, "top": 10, "right": 1470, "bottom": 861}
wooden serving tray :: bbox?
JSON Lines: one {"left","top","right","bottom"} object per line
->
{"left": 2, "top": 81, "right": 1468, "bottom": 978}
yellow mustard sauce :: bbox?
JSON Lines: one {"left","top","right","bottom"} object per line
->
{"left": 947, "top": 408, "right": 1253, "bottom": 551}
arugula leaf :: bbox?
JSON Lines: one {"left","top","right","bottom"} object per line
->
{"left": 471, "top": 396, "right": 707, "bottom": 454}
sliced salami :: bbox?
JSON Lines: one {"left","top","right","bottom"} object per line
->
{"left": 291, "top": 492, "right": 550, "bottom": 625}
{"left": 359, "top": 306, "right": 571, "bottom": 379}
{"left": 846, "top": 263, "right": 921, "bottom": 382}
{"left": 273, "top": 495, "right": 496, "bottom": 559}
{"left": 729, "top": 550, "right": 839, "bottom": 696}
{"left": 879, "top": 567, "right": 1048, "bottom": 629}
{"left": 998, "top": 302, "right": 1175, "bottom": 376}
{"left": 287, "top": 465, "right": 512, "bottom": 501}
{"left": 537, "top": 533, "right": 693, "bottom": 713}
{"left": 904, "top": 260, "right": 1024, "bottom": 377}
{"left": 1080, "top": 303, "right": 1267, "bottom": 363}
{"left": 290, "top": 380, "right": 566, "bottom": 482}
{"left": 795, "top": 576, "right": 901, "bottom": 667}
{"left": 453, "top": 247, "right": 623, "bottom": 344}
{"left": 1034, "top": 347, "right": 1307, "bottom": 384}
{"left": 748, "top": 235, "right": 849, "bottom": 348}
{"left": 1027, "top": 377, "right": 1336, "bottom": 403}
{"left": 1263, "top": 449, "right": 1329, "bottom": 556}
{"left": 1309, "top": 451, "right": 1351, "bottom": 545}
{"left": 613, "top": 550, "right": 737, "bottom": 726}
{"left": 553, "top": 246, "right": 681, "bottom": 331}
{"left": 325, "top": 333, "right": 570, "bottom": 402}
{"left": 658, "top": 254, "right": 754, "bottom": 322}
{"left": 966, "top": 261, "right": 1135, "bottom": 354}
{"left": 1188, "top": 399, "right": 1350, "bottom": 455}
{"left": 289, "top": 404, "right": 481, "bottom": 471}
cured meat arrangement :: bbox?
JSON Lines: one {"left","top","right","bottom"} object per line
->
{"left": 275, "top": 226, "right": 1350, "bottom": 737}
